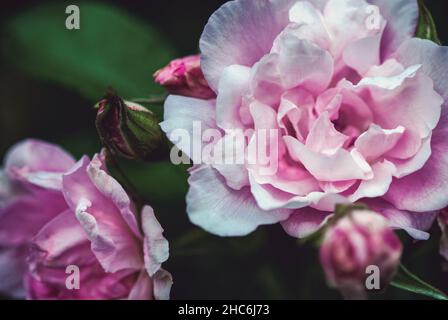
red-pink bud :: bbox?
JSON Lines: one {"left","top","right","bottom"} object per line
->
{"left": 320, "top": 210, "right": 402, "bottom": 299}
{"left": 154, "top": 55, "right": 216, "bottom": 99}
{"left": 95, "top": 92, "right": 163, "bottom": 161}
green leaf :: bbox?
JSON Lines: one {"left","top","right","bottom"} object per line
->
{"left": 122, "top": 160, "right": 189, "bottom": 203}
{"left": 2, "top": 3, "right": 175, "bottom": 101}
{"left": 391, "top": 264, "right": 448, "bottom": 300}
{"left": 416, "top": 0, "right": 441, "bottom": 44}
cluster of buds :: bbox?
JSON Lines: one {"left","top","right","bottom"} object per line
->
{"left": 319, "top": 210, "right": 402, "bottom": 299}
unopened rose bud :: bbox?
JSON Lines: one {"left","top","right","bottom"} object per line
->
{"left": 320, "top": 210, "right": 402, "bottom": 299}
{"left": 154, "top": 55, "right": 215, "bottom": 99}
{"left": 95, "top": 92, "right": 163, "bottom": 161}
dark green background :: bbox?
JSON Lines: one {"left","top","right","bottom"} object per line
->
{"left": 0, "top": 0, "right": 447, "bottom": 299}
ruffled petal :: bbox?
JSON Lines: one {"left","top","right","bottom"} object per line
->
{"left": 186, "top": 165, "right": 290, "bottom": 236}
{"left": 160, "top": 95, "right": 218, "bottom": 162}
{"left": 343, "top": 33, "right": 383, "bottom": 76}
{"left": 62, "top": 155, "right": 142, "bottom": 272}
{"left": 350, "top": 64, "right": 442, "bottom": 142}
{"left": 152, "top": 268, "right": 173, "bottom": 300}
{"left": 141, "top": 206, "right": 169, "bottom": 277}
{"left": 287, "top": 1, "right": 331, "bottom": 50}
{"left": 369, "top": 0, "right": 418, "bottom": 59}
{"left": 323, "top": 0, "right": 384, "bottom": 58}
{"left": 216, "top": 65, "right": 251, "bottom": 130}
{"left": 200, "top": 0, "right": 296, "bottom": 90}
{"left": 366, "top": 198, "right": 437, "bottom": 240}
{"left": 30, "top": 210, "right": 93, "bottom": 268}
{"left": 0, "top": 193, "right": 66, "bottom": 247}
{"left": 384, "top": 121, "right": 448, "bottom": 212}
{"left": 5, "top": 139, "right": 75, "bottom": 188}
{"left": 354, "top": 124, "right": 404, "bottom": 162}
{"left": 306, "top": 112, "right": 349, "bottom": 155}
{"left": 273, "top": 33, "right": 334, "bottom": 94}
{"left": 383, "top": 39, "right": 448, "bottom": 212}
{"left": 395, "top": 38, "right": 448, "bottom": 101}
{"left": 349, "top": 160, "right": 395, "bottom": 202}
{"left": 249, "top": 172, "right": 348, "bottom": 211}
{"left": 211, "top": 133, "right": 250, "bottom": 190}
{"left": 127, "top": 270, "right": 153, "bottom": 300}
{"left": 281, "top": 207, "right": 331, "bottom": 238}
{"left": 284, "top": 135, "right": 372, "bottom": 181}
{"left": 277, "top": 89, "right": 315, "bottom": 141}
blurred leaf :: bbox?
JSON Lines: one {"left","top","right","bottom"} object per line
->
{"left": 391, "top": 264, "right": 448, "bottom": 300}
{"left": 122, "top": 160, "right": 189, "bottom": 203}
{"left": 256, "top": 265, "right": 287, "bottom": 299}
{"left": 416, "top": 0, "right": 441, "bottom": 44}
{"left": 2, "top": 2, "right": 175, "bottom": 101}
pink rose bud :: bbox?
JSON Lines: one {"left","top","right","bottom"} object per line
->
{"left": 154, "top": 55, "right": 215, "bottom": 99}
{"left": 320, "top": 210, "right": 402, "bottom": 299}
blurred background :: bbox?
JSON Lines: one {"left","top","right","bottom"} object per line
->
{"left": 0, "top": 0, "right": 447, "bottom": 299}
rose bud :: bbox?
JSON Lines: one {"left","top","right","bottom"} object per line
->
{"left": 95, "top": 92, "right": 163, "bottom": 161}
{"left": 320, "top": 210, "right": 402, "bottom": 299}
{"left": 154, "top": 55, "right": 215, "bottom": 99}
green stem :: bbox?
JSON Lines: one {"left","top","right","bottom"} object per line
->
{"left": 130, "top": 94, "right": 167, "bottom": 105}
{"left": 170, "top": 229, "right": 212, "bottom": 258}
{"left": 105, "top": 150, "right": 145, "bottom": 212}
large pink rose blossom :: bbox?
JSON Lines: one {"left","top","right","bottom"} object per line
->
{"left": 320, "top": 210, "right": 402, "bottom": 299}
{"left": 161, "top": 0, "right": 446, "bottom": 237}
{"left": 0, "top": 140, "right": 172, "bottom": 299}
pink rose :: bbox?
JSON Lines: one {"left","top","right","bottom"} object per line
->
{"left": 154, "top": 54, "right": 216, "bottom": 99}
{"left": 161, "top": 0, "right": 446, "bottom": 238}
{"left": 0, "top": 139, "right": 75, "bottom": 297}
{"left": 320, "top": 210, "right": 402, "bottom": 299}
{"left": 0, "top": 140, "right": 172, "bottom": 299}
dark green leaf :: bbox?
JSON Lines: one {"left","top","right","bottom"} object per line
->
{"left": 391, "top": 264, "right": 448, "bottom": 300}
{"left": 2, "top": 3, "right": 175, "bottom": 101}
{"left": 122, "top": 160, "right": 189, "bottom": 203}
{"left": 416, "top": 0, "right": 441, "bottom": 44}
